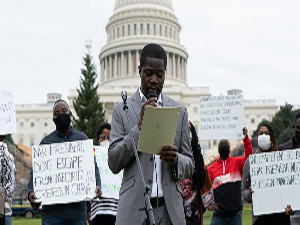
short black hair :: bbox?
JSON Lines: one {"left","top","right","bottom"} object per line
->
{"left": 0, "top": 135, "right": 6, "bottom": 141}
{"left": 95, "top": 122, "right": 111, "bottom": 139}
{"left": 139, "top": 43, "right": 167, "bottom": 69}
{"left": 295, "top": 112, "right": 300, "bottom": 121}
{"left": 53, "top": 99, "right": 69, "bottom": 108}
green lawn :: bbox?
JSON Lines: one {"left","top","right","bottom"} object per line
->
{"left": 203, "top": 204, "right": 252, "bottom": 225}
{"left": 12, "top": 218, "right": 42, "bottom": 225}
{"left": 12, "top": 205, "right": 253, "bottom": 225}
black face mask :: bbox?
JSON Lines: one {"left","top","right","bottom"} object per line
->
{"left": 219, "top": 144, "right": 230, "bottom": 159}
{"left": 53, "top": 113, "right": 71, "bottom": 131}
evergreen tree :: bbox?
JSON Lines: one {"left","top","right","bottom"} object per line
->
{"left": 73, "top": 52, "right": 105, "bottom": 144}
{"left": 6, "top": 134, "right": 16, "bottom": 146}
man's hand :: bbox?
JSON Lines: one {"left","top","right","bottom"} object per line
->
{"left": 28, "top": 192, "right": 41, "bottom": 210}
{"left": 94, "top": 186, "right": 102, "bottom": 199}
{"left": 87, "top": 211, "right": 93, "bottom": 225}
{"left": 158, "top": 145, "right": 178, "bottom": 166}
{"left": 138, "top": 98, "right": 157, "bottom": 130}
{"left": 249, "top": 186, "right": 254, "bottom": 194}
{"left": 243, "top": 127, "right": 248, "bottom": 139}
{"left": 208, "top": 203, "right": 219, "bottom": 212}
{"left": 285, "top": 204, "right": 294, "bottom": 216}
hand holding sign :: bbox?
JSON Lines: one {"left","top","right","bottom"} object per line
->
{"left": 285, "top": 204, "right": 295, "bottom": 216}
{"left": 28, "top": 192, "right": 41, "bottom": 210}
{"left": 94, "top": 186, "right": 102, "bottom": 199}
{"left": 243, "top": 127, "right": 248, "bottom": 139}
{"left": 158, "top": 145, "right": 178, "bottom": 167}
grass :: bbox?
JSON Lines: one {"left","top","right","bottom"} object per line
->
{"left": 12, "top": 205, "right": 253, "bottom": 225}
{"left": 12, "top": 218, "right": 42, "bottom": 225}
{"left": 203, "top": 204, "right": 252, "bottom": 225}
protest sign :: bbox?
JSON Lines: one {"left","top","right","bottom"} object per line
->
{"left": 32, "top": 139, "right": 96, "bottom": 205}
{"left": 94, "top": 145, "right": 122, "bottom": 199}
{"left": 249, "top": 149, "right": 300, "bottom": 216}
{"left": 199, "top": 95, "right": 244, "bottom": 140}
{"left": 0, "top": 89, "right": 16, "bottom": 135}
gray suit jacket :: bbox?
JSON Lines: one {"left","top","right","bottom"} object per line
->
{"left": 108, "top": 89, "right": 194, "bottom": 225}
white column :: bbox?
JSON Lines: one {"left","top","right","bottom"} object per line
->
{"left": 184, "top": 59, "right": 187, "bottom": 82}
{"left": 172, "top": 54, "right": 176, "bottom": 78}
{"left": 109, "top": 55, "right": 112, "bottom": 80}
{"left": 100, "top": 59, "right": 104, "bottom": 83}
{"left": 136, "top": 50, "right": 139, "bottom": 76}
{"left": 178, "top": 56, "right": 181, "bottom": 81}
{"left": 181, "top": 57, "right": 184, "bottom": 81}
{"left": 166, "top": 52, "right": 169, "bottom": 78}
{"left": 128, "top": 50, "right": 132, "bottom": 76}
{"left": 105, "top": 57, "right": 109, "bottom": 81}
{"left": 121, "top": 52, "right": 124, "bottom": 77}
{"left": 179, "top": 57, "right": 182, "bottom": 81}
{"left": 114, "top": 53, "right": 118, "bottom": 78}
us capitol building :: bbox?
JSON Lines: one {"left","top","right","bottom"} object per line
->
{"left": 12, "top": 0, "right": 277, "bottom": 163}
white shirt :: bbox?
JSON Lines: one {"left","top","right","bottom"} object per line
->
{"left": 138, "top": 88, "right": 163, "bottom": 198}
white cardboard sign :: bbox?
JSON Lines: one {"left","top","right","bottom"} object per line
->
{"left": 0, "top": 89, "right": 16, "bottom": 135}
{"left": 32, "top": 139, "right": 96, "bottom": 205}
{"left": 199, "top": 95, "right": 244, "bottom": 140}
{"left": 94, "top": 145, "right": 122, "bottom": 199}
{"left": 249, "top": 149, "right": 300, "bottom": 216}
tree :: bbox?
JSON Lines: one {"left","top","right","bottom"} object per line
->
{"left": 72, "top": 53, "right": 105, "bottom": 144}
{"left": 253, "top": 103, "right": 300, "bottom": 146}
{"left": 6, "top": 134, "right": 16, "bottom": 146}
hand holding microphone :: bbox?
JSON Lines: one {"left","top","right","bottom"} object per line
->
{"left": 138, "top": 91, "right": 157, "bottom": 130}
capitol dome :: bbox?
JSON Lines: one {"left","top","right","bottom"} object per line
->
{"left": 114, "top": 0, "right": 174, "bottom": 13}
{"left": 99, "top": 0, "right": 188, "bottom": 88}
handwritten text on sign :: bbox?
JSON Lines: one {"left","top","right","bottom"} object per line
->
{"left": 199, "top": 95, "right": 244, "bottom": 140}
{"left": 94, "top": 145, "right": 122, "bottom": 199}
{"left": 32, "top": 140, "right": 96, "bottom": 205}
{"left": 0, "top": 89, "right": 16, "bottom": 135}
{"left": 249, "top": 149, "right": 300, "bottom": 216}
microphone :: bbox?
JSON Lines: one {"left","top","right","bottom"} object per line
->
{"left": 121, "top": 90, "right": 128, "bottom": 111}
{"left": 121, "top": 90, "right": 127, "bottom": 103}
{"left": 147, "top": 91, "right": 157, "bottom": 99}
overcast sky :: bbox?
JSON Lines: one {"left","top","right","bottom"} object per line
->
{"left": 1, "top": 0, "right": 299, "bottom": 106}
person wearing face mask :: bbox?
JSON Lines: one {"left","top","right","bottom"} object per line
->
{"left": 241, "top": 123, "right": 290, "bottom": 225}
{"left": 278, "top": 112, "right": 300, "bottom": 224}
{"left": 87, "top": 122, "right": 118, "bottom": 225}
{"left": 27, "top": 100, "right": 102, "bottom": 225}
{"left": 208, "top": 127, "right": 253, "bottom": 225}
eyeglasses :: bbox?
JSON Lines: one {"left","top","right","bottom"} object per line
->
{"left": 99, "top": 135, "right": 110, "bottom": 141}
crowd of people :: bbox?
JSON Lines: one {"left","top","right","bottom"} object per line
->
{"left": 1, "top": 43, "right": 299, "bottom": 225}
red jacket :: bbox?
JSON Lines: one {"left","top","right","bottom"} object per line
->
{"left": 208, "top": 137, "right": 253, "bottom": 218}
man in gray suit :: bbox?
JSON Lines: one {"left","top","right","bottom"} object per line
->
{"left": 108, "top": 43, "right": 194, "bottom": 225}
